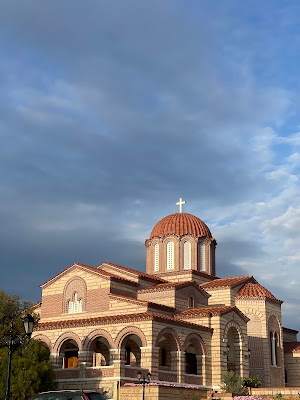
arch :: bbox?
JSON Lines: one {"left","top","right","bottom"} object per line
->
{"left": 223, "top": 320, "right": 244, "bottom": 344}
{"left": 53, "top": 331, "right": 82, "bottom": 353}
{"left": 156, "top": 327, "right": 182, "bottom": 373}
{"left": 63, "top": 276, "right": 87, "bottom": 314}
{"left": 183, "top": 333, "right": 207, "bottom": 355}
{"left": 155, "top": 327, "right": 182, "bottom": 351}
{"left": 115, "top": 326, "right": 147, "bottom": 348}
{"left": 183, "top": 333, "right": 207, "bottom": 376}
{"left": 223, "top": 321, "right": 244, "bottom": 374}
{"left": 32, "top": 334, "right": 53, "bottom": 353}
{"left": 83, "top": 329, "right": 115, "bottom": 351}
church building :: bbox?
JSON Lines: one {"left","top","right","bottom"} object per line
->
{"left": 32, "top": 199, "right": 300, "bottom": 398}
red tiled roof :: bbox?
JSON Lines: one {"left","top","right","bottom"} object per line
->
{"left": 97, "top": 262, "right": 167, "bottom": 283}
{"left": 150, "top": 213, "right": 213, "bottom": 239}
{"left": 236, "top": 283, "right": 283, "bottom": 304}
{"left": 109, "top": 293, "right": 175, "bottom": 312}
{"left": 201, "top": 276, "right": 256, "bottom": 289}
{"left": 138, "top": 281, "right": 210, "bottom": 298}
{"left": 40, "top": 263, "right": 138, "bottom": 288}
{"left": 284, "top": 341, "right": 300, "bottom": 354}
{"left": 34, "top": 311, "right": 213, "bottom": 332}
{"left": 176, "top": 305, "right": 249, "bottom": 322}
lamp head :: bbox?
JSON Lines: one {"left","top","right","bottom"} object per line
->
{"left": 22, "top": 314, "right": 35, "bottom": 337}
{"left": 137, "top": 371, "right": 142, "bottom": 381}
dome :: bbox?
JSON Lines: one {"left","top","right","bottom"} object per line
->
{"left": 150, "top": 212, "right": 212, "bottom": 239}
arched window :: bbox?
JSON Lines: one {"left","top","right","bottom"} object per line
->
{"left": 270, "top": 331, "right": 278, "bottom": 366}
{"left": 200, "top": 243, "right": 205, "bottom": 272}
{"left": 68, "top": 292, "right": 82, "bottom": 314}
{"left": 188, "top": 294, "right": 195, "bottom": 308}
{"left": 154, "top": 243, "right": 159, "bottom": 271}
{"left": 184, "top": 241, "right": 191, "bottom": 269}
{"left": 167, "top": 241, "right": 174, "bottom": 269}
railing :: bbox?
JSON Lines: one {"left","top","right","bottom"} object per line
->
{"left": 125, "top": 366, "right": 144, "bottom": 378}
{"left": 55, "top": 369, "right": 80, "bottom": 379}
{"left": 158, "top": 370, "right": 177, "bottom": 382}
{"left": 86, "top": 366, "right": 114, "bottom": 378}
{"left": 184, "top": 374, "right": 203, "bottom": 385}
{"left": 55, "top": 366, "right": 114, "bottom": 380}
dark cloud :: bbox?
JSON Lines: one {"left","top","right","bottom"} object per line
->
{"left": 0, "top": 0, "right": 300, "bottom": 334}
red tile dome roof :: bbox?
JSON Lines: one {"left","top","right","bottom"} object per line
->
{"left": 150, "top": 213, "right": 212, "bottom": 239}
{"left": 237, "top": 283, "right": 283, "bottom": 304}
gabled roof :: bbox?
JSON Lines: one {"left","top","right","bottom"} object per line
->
{"left": 97, "top": 262, "right": 167, "bottom": 283}
{"left": 137, "top": 281, "right": 210, "bottom": 298}
{"left": 40, "top": 262, "right": 138, "bottom": 288}
{"left": 236, "top": 283, "right": 283, "bottom": 304}
{"left": 284, "top": 341, "right": 300, "bottom": 354}
{"left": 201, "top": 275, "right": 257, "bottom": 290}
{"left": 176, "top": 305, "right": 249, "bottom": 323}
{"left": 34, "top": 311, "right": 213, "bottom": 333}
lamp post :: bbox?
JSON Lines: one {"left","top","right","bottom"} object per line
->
{"left": 2, "top": 313, "right": 35, "bottom": 400}
{"left": 137, "top": 371, "right": 151, "bottom": 400}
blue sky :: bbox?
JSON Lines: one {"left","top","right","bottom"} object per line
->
{"left": 1, "top": 0, "right": 300, "bottom": 332}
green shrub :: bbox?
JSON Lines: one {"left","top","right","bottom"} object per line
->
{"left": 221, "top": 371, "right": 248, "bottom": 395}
{"left": 243, "top": 376, "right": 261, "bottom": 388}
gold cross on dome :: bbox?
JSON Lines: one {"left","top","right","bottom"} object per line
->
{"left": 176, "top": 198, "right": 186, "bottom": 213}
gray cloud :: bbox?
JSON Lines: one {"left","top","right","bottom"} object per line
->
{"left": 1, "top": 1, "right": 300, "bottom": 333}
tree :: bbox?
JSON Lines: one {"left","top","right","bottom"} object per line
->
{"left": 0, "top": 290, "right": 57, "bottom": 400}
{"left": 221, "top": 371, "right": 248, "bottom": 395}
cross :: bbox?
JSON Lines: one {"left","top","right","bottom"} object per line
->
{"left": 176, "top": 198, "right": 186, "bottom": 213}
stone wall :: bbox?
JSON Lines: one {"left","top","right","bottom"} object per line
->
{"left": 121, "top": 384, "right": 208, "bottom": 400}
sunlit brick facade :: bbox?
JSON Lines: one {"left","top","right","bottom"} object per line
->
{"left": 32, "top": 205, "right": 300, "bottom": 399}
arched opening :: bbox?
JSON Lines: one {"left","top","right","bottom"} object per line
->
{"left": 121, "top": 335, "right": 142, "bottom": 367}
{"left": 226, "top": 327, "right": 241, "bottom": 374}
{"left": 185, "top": 344, "right": 197, "bottom": 375}
{"left": 184, "top": 335, "right": 204, "bottom": 380}
{"left": 89, "top": 337, "right": 111, "bottom": 366}
{"left": 156, "top": 330, "right": 180, "bottom": 382}
{"left": 60, "top": 339, "right": 79, "bottom": 368}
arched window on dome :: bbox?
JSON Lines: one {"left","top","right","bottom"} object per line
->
{"left": 68, "top": 292, "right": 82, "bottom": 314}
{"left": 154, "top": 243, "right": 159, "bottom": 272}
{"left": 199, "top": 242, "right": 206, "bottom": 272}
{"left": 167, "top": 241, "right": 174, "bottom": 269}
{"left": 184, "top": 241, "right": 191, "bottom": 269}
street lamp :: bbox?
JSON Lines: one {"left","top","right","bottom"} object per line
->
{"left": 137, "top": 371, "right": 151, "bottom": 400}
{"left": 2, "top": 313, "right": 35, "bottom": 400}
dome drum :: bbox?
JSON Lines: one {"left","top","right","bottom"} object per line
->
{"left": 146, "top": 212, "right": 216, "bottom": 277}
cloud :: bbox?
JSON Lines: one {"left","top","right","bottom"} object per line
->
{"left": 0, "top": 1, "right": 300, "bottom": 334}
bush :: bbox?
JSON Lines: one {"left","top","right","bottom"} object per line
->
{"left": 221, "top": 371, "right": 248, "bottom": 395}
{"left": 243, "top": 377, "right": 261, "bottom": 388}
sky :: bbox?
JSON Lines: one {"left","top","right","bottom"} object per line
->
{"left": 1, "top": 0, "right": 300, "bottom": 332}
